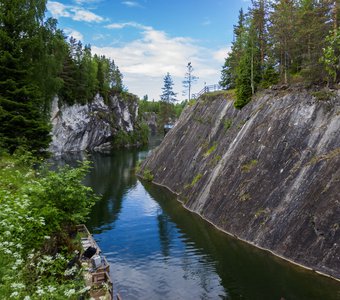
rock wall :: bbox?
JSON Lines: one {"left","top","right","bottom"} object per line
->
{"left": 49, "top": 93, "right": 138, "bottom": 154}
{"left": 140, "top": 88, "right": 340, "bottom": 279}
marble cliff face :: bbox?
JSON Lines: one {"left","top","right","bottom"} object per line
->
{"left": 49, "top": 93, "right": 138, "bottom": 154}
{"left": 141, "top": 88, "right": 340, "bottom": 279}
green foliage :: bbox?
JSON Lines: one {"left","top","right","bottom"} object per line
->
{"left": 185, "top": 173, "right": 203, "bottom": 189}
{"left": 220, "top": 0, "right": 337, "bottom": 105}
{"left": 139, "top": 99, "right": 161, "bottom": 114}
{"left": 311, "top": 90, "right": 335, "bottom": 101}
{"left": 0, "top": 153, "right": 97, "bottom": 299}
{"left": 209, "top": 155, "right": 222, "bottom": 167}
{"left": 143, "top": 169, "right": 154, "bottom": 182}
{"left": 223, "top": 119, "right": 233, "bottom": 132}
{"left": 0, "top": 0, "right": 56, "bottom": 154}
{"left": 203, "top": 142, "right": 218, "bottom": 157}
{"left": 161, "top": 72, "right": 177, "bottom": 103}
{"left": 113, "top": 123, "right": 149, "bottom": 148}
{"left": 320, "top": 28, "right": 340, "bottom": 84}
{"left": 241, "top": 159, "right": 258, "bottom": 173}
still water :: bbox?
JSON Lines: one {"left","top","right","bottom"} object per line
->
{"left": 57, "top": 139, "right": 340, "bottom": 299}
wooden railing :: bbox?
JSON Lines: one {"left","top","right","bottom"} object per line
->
{"left": 192, "top": 84, "right": 223, "bottom": 99}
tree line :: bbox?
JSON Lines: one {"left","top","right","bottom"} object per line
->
{"left": 0, "top": 0, "right": 124, "bottom": 154}
{"left": 220, "top": 0, "right": 340, "bottom": 109}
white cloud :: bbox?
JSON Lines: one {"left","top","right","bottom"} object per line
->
{"left": 105, "top": 22, "right": 150, "bottom": 30}
{"left": 213, "top": 47, "right": 230, "bottom": 63}
{"left": 71, "top": 7, "right": 104, "bottom": 22}
{"left": 47, "top": 1, "right": 104, "bottom": 23}
{"left": 122, "top": 1, "right": 142, "bottom": 8}
{"left": 93, "top": 24, "right": 223, "bottom": 100}
{"left": 73, "top": 0, "right": 102, "bottom": 4}
{"left": 64, "top": 28, "right": 84, "bottom": 41}
{"left": 47, "top": 1, "right": 71, "bottom": 18}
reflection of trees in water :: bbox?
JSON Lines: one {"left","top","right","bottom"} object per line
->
{"left": 157, "top": 210, "right": 173, "bottom": 258}
{"left": 85, "top": 150, "right": 139, "bottom": 231}
{"left": 50, "top": 150, "right": 139, "bottom": 232}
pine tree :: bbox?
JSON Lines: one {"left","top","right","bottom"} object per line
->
{"left": 220, "top": 9, "right": 246, "bottom": 89}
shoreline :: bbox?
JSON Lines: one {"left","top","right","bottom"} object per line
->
{"left": 138, "top": 175, "right": 340, "bottom": 284}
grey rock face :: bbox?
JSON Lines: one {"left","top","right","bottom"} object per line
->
{"left": 49, "top": 94, "right": 138, "bottom": 154}
{"left": 141, "top": 89, "right": 340, "bottom": 279}
{"left": 143, "top": 112, "right": 158, "bottom": 135}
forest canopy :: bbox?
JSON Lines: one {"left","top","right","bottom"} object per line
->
{"left": 0, "top": 0, "right": 124, "bottom": 154}
{"left": 220, "top": 0, "right": 340, "bottom": 109}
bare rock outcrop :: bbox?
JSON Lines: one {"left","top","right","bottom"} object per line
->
{"left": 141, "top": 88, "right": 340, "bottom": 279}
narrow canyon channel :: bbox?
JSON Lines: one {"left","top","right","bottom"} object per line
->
{"left": 54, "top": 137, "right": 340, "bottom": 300}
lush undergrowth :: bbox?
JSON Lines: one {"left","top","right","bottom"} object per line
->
{"left": 0, "top": 150, "right": 98, "bottom": 299}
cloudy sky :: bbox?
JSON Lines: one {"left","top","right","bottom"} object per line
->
{"left": 46, "top": 0, "right": 251, "bottom": 101}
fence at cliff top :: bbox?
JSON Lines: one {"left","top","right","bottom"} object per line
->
{"left": 192, "top": 84, "right": 223, "bottom": 99}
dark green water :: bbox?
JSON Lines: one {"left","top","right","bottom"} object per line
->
{"left": 58, "top": 141, "right": 340, "bottom": 300}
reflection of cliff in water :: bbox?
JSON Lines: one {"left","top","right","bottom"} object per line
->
{"left": 141, "top": 181, "right": 340, "bottom": 300}
{"left": 85, "top": 150, "right": 140, "bottom": 232}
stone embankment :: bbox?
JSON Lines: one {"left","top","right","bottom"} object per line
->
{"left": 140, "top": 87, "right": 340, "bottom": 280}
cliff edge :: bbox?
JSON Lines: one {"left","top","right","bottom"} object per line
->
{"left": 140, "top": 88, "right": 340, "bottom": 279}
{"left": 49, "top": 93, "right": 142, "bottom": 154}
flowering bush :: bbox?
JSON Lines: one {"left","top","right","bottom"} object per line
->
{"left": 0, "top": 153, "right": 98, "bottom": 299}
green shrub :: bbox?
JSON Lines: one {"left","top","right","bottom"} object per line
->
{"left": 143, "top": 169, "right": 154, "bottom": 181}
{"left": 311, "top": 90, "right": 335, "bottom": 101}
{"left": 185, "top": 173, "right": 203, "bottom": 189}
{"left": 0, "top": 153, "right": 97, "bottom": 299}
{"left": 203, "top": 142, "right": 217, "bottom": 157}
{"left": 241, "top": 159, "right": 258, "bottom": 173}
{"left": 223, "top": 119, "right": 233, "bottom": 132}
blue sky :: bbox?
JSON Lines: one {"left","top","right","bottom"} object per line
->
{"left": 46, "top": 0, "right": 251, "bottom": 101}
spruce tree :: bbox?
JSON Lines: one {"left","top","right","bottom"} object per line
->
{"left": 161, "top": 73, "right": 177, "bottom": 103}
{"left": 0, "top": 0, "right": 52, "bottom": 153}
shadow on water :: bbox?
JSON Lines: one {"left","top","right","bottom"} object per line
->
{"left": 142, "top": 181, "right": 340, "bottom": 300}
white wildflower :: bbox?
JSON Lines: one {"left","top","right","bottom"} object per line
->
{"left": 64, "top": 265, "right": 77, "bottom": 276}
{"left": 44, "top": 235, "right": 50, "bottom": 240}
{"left": 36, "top": 288, "right": 44, "bottom": 296}
{"left": 11, "top": 283, "right": 25, "bottom": 289}
{"left": 47, "top": 286, "right": 56, "bottom": 293}
{"left": 79, "top": 286, "right": 91, "bottom": 294}
{"left": 64, "top": 289, "right": 76, "bottom": 297}
{"left": 4, "top": 249, "right": 12, "bottom": 255}
{"left": 10, "top": 291, "right": 19, "bottom": 298}
{"left": 24, "top": 296, "right": 31, "bottom": 300}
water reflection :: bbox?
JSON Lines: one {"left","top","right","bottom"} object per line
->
{"left": 85, "top": 150, "right": 140, "bottom": 231}
{"left": 142, "top": 182, "right": 340, "bottom": 300}
{"left": 53, "top": 139, "right": 340, "bottom": 300}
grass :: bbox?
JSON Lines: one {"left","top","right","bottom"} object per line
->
{"left": 185, "top": 173, "right": 203, "bottom": 189}
{"left": 223, "top": 119, "right": 233, "bottom": 132}
{"left": 241, "top": 159, "right": 258, "bottom": 173}
{"left": 203, "top": 142, "right": 218, "bottom": 157}
{"left": 307, "top": 148, "right": 340, "bottom": 166}
{"left": 209, "top": 154, "right": 222, "bottom": 166}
